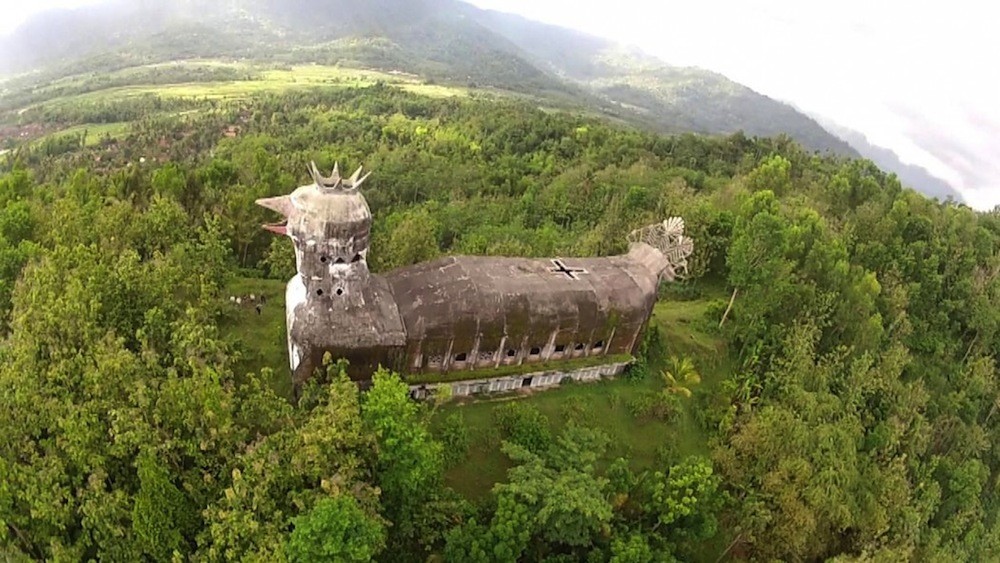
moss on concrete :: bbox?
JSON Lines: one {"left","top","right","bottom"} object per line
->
{"left": 405, "top": 353, "right": 633, "bottom": 385}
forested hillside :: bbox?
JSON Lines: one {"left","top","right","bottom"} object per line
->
{"left": 0, "top": 80, "right": 998, "bottom": 561}
{"left": 0, "top": 0, "right": 856, "bottom": 157}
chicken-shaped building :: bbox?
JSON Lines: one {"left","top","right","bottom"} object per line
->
{"left": 257, "top": 162, "right": 693, "bottom": 397}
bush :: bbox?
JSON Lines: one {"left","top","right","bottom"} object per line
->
{"left": 655, "top": 442, "right": 680, "bottom": 466}
{"left": 625, "top": 356, "right": 651, "bottom": 382}
{"left": 492, "top": 401, "right": 552, "bottom": 453}
{"left": 608, "top": 390, "right": 623, "bottom": 410}
{"left": 636, "top": 324, "right": 665, "bottom": 364}
{"left": 627, "top": 391, "right": 680, "bottom": 422}
{"left": 703, "top": 298, "right": 728, "bottom": 327}
{"left": 561, "top": 396, "right": 592, "bottom": 426}
{"left": 438, "top": 412, "right": 470, "bottom": 467}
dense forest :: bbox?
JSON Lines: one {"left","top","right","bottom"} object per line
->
{"left": 1, "top": 83, "right": 999, "bottom": 561}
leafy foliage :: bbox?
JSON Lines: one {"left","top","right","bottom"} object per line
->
{"left": 0, "top": 76, "right": 998, "bottom": 562}
{"left": 286, "top": 496, "right": 386, "bottom": 563}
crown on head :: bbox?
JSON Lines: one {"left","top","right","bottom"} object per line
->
{"left": 309, "top": 161, "right": 371, "bottom": 192}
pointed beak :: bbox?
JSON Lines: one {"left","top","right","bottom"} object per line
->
{"left": 263, "top": 222, "right": 288, "bottom": 236}
{"left": 255, "top": 195, "right": 293, "bottom": 216}
{"left": 257, "top": 195, "right": 292, "bottom": 236}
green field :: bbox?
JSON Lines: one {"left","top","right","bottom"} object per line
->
{"left": 18, "top": 62, "right": 470, "bottom": 115}
{"left": 219, "top": 277, "right": 293, "bottom": 398}
{"left": 35, "top": 121, "right": 132, "bottom": 147}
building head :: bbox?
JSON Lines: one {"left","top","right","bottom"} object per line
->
{"left": 256, "top": 162, "right": 373, "bottom": 299}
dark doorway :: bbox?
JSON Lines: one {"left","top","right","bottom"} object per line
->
{"left": 522, "top": 377, "right": 533, "bottom": 388}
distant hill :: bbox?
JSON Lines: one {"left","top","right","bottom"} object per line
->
{"left": 474, "top": 10, "right": 858, "bottom": 156}
{"left": 0, "top": 0, "right": 858, "bottom": 156}
{"left": 812, "top": 116, "right": 964, "bottom": 203}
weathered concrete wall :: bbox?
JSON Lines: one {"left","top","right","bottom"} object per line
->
{"left": 408, "top": 360, "right": 632, "bottom": 399}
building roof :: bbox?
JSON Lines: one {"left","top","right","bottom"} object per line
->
{"left": 384, "top": 247, "right": 662, "bottom": 352}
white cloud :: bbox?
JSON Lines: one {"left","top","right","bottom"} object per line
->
{"left": 5, "top": 0, "right": 999, "bottom": 207}
{"left": 0, "top": 0, "right": 107, "bottom": 35}
{"left": 469, "top": 0, "right": 1000, "bottom": 208}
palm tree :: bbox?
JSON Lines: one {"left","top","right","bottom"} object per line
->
{"left": 662, "top": 356, "right": 701, "bottom": 398}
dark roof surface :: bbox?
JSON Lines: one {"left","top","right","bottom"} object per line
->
{"left": 384, "top": 253, "right": 660, "bottom": 346}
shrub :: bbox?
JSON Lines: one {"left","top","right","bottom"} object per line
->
{"left": 628, "top": 391, "right": 680, "bottom": 422}
{"left": 608, "top": 390, "right": 623, "bottom": 410}
{"left": 655, "top": 442, "right": 680, "bottom": 466}
{"left": 703, "top": 298, "right": 728, "bottom": 327}
{"left": 492, "top": 401, "right": 552, "bottom": 453}
{"left": 561, "top": 396, "right": 592, "bottom": 426}
{"left": 438, "top": 412, "right": 470, "bottom": 467}
{"left": 625, "top": 356, "right": 650, "bottom": 381}
{"left": 636, "top": 324, "right": 665, "bottom": 365}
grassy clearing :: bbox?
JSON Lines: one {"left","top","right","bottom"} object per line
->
{"left": 434, "top": 296, "right": 732, "bottom": 500}
{"left": 26, "top": 63, "right": 468, "bottom": 112}
{"left": 35, "top": 122, "right": 131, "bottom": 147}
{"left": 435, "top": 374, "right": 696, "bottom": 500}
{"left": 217, "top": 277, "right": 293, "bottom": 399}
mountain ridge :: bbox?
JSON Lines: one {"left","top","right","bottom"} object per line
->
{"left": 3, "top": 0, "right": 862, "bottom": 159}
{"left": 808, "top": 113, "right": 964, "bottom": 203}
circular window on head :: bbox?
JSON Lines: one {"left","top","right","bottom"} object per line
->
{"left": 336, "top": 288, "right": 344, "bottom": 296}
{"left": 320, "top": 256, "right": 328, "bottom": 263}
{"left": 316, "top": 289, "right": 324, "bottom": 296}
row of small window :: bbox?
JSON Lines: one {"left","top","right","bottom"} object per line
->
{"left": 319, "top": 254, "right": 363, "bottom": 265}
{"left": 445, "top": 341, "right": 605, "bottom": 364}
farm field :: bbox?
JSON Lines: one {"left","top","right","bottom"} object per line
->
{"left": 12, "top": 61, "right": 468, "bottom": 112}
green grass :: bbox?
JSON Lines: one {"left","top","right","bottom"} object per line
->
{"left": 433, "top": 295, "right": 733, "bottom": 500}
{"left": 35, "top": 122, "right": 131, "bottom": 147}
{"left": 217, "top": 277, "right": 293, "bottom": 399}
{"left": 652, "top": 295, "right": 731, "bottom": 386}
{"left": 20, "top": 63, "right": 469, "bottom": 113}
{"left": 435, "top": 373, "right": 697, "bottom": 500}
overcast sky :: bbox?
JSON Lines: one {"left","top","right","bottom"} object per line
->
{"left": 466, "top": 0, "right": 1000, "bottom": 209}
{"left": 4, "top": 0, "right": 999, "bottom": 208}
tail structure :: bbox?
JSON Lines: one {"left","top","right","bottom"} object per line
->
{"left": 627, "top": 217, "right": 694, "bottom": 280}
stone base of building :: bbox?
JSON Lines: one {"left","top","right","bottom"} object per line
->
{"left": 408, "top": 359, "right": 633, "bottom": 399}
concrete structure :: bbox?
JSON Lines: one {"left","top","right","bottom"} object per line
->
{"left": 409, "top": 360, "right": 632, "bottom": 399}
{"left": 257, "top": 162, "right": 693, "bottom": 395}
